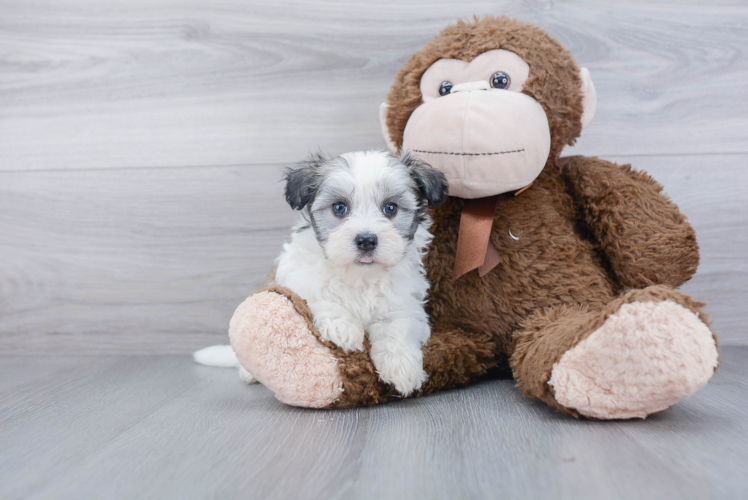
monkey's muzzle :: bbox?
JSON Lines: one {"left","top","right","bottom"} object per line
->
{"left": 402, "top": 89, "right": 551, "bottom": 199}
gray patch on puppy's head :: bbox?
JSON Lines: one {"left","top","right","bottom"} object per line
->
{"left": 379, "top": 152, "right": 447, "bottom": 241}
{"left": 305, "top": 155, "right": 352, "bottom": 243}
{"left": 283, "top": 152, "right": 330, "bottom": 210}
{"left": 400, "top": 152, "right": 449, "bottom": 208}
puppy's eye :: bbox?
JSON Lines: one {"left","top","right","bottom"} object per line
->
{"left": 490, "top": 71, "right": 510, "bottom": 89}
{"left": 332, "top": 202, "right": 348, "bottom": 217}
{"left": 439, "top": 81, "right": 453, "bottom": 96}
{"left": 382, "top": 202, "right": 398, "bottom": 217}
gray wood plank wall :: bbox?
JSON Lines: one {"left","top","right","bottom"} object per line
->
{"left": 1, "top": 0, "right": 747, "bottom": 353}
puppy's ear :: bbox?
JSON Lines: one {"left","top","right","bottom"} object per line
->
{"left": 284, "top": 152, "right": 328, "bottom": 210}
{"left": 401, "top": 152, "right": 449, "bottom": 207}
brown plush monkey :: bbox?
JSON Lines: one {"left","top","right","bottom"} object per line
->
{"left": 229, "top": 17, "right": 718, "bottom": 419}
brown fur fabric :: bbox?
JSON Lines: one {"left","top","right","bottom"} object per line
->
{"left": 251, "top": 17, "right": 713, "bottom": 415}
{"left": 559, "top": 156, "right": 700, "bottom": 288}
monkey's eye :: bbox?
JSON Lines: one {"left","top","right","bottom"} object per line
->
{"left": 382, "top": 202, "right": 398, "bottom": 217}
{"left": 332, "top": 202, "right": 348, "bottom": 217}
{"left": 438, "top": 81, "right": 453, "bottom": 96}
{"left": 490, "top": 71, "right": 511, "bottom": 89}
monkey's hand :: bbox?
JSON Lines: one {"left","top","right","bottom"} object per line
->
{"left": 560, "top": 155, "right": 699, "bottom": 289}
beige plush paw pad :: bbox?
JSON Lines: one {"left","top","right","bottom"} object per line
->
{"left": 229, "top": 291, "right": 343, "bottom": 408}
{"left": 549, "top": 300, "right": 718, "bottom": 419}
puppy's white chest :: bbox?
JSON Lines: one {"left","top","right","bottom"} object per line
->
{"left": 327, "top": 274, "right": 391, "bottom": 327}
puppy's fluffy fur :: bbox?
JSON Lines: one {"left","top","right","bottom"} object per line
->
{"left": 193, "top": 150, "right": 447, "bottom": 396}
{"left": 275, "top": 150, "right": 447, "bottom": 395}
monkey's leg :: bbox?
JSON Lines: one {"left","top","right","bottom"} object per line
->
{"left": 229, "top": 285, "right": 501, "bottom": 409}
{"left": 334, "top": 326, "right": 500, "bottom": 408}
{"left": 510, "top": 285, "right": 719, "bottom": 419}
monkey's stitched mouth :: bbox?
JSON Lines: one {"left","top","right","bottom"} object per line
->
{"left": 413, "top": 149, "right": 525, "bottom": 156}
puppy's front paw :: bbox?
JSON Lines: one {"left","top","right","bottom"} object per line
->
{"left": 314, "top": 316, "right": 365, "bottom": 352}
{"left": 370, "top": 345, "right": 428, "bottom": 396}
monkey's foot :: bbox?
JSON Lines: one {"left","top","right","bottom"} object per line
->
{"left": 229, "top": 290, "right": 343, "bottom": 408}
{"left": 548, "top": 300, "right": 718, "bottom": 419}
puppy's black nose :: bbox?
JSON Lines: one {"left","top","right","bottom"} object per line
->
{"left": 355, "top": 234, "right": 378, "bottom": 252}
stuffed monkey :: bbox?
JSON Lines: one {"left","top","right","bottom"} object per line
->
{"left": 229, "top": 17, "right": 718, "bottom": 419}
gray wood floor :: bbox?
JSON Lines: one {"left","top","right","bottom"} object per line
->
{"left": 1, "top": 347, "right": 747, "bottom": 500}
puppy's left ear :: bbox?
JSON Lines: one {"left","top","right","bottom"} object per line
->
{"left": 284, "top": 152, "right": 328, "bottom": 210}
{"left": 401, "top": 152, "right": 449, "bottom": 207}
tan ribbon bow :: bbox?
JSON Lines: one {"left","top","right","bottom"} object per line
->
{"left": 452, "top": 184, "right": 533, "bottom": 280}
{"left": 453, "top": 196, "right": 502, "bottom": 280}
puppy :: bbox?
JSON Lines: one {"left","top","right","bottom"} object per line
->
{"left": 273, "top": 150, "right": 447, "bottom": 395}
{"left": 193, "top": 151, "right": 447, "bottom": 395}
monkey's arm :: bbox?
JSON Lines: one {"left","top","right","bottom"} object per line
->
{"left": 559, "top": 155, "right": 699, "bottom": 289}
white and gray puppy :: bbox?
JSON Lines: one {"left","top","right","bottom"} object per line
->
{"left": 275, "top": 150, "right": 447, "bottom": 395}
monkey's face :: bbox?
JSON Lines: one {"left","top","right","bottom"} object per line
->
{"left": 401, "top": 50, "right": 551, "bottom": 199}
{"left": 381, "top": 19, "right": 597, "bottom": 200}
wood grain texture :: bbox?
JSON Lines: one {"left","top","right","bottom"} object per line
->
{"left": 1, "top": 0, "right": 747, "bottom": 172}
{"left": 0, "top": 164, "right": 295, "bottom": 353}
{"left": 0, "top": 0, "right": 747, "bottom": 353}
{"left": 1, "top": 347, "right": 746, "bottom": 500}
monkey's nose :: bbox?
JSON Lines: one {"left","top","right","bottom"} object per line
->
{"left": 450, "top": 80, "right": 491, "bottom": 93}
{"left": 355, "top": 234, "right": 378, "bottom": 252}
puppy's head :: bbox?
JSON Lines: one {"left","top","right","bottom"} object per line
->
{"left": 284, "top": 150, "right": 448, "bottom": 268}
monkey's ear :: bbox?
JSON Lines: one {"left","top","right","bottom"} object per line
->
{"left": 401, "top": 152, "right": 449, "bottom": 207}
{"left": 379, "top": 103, "right": 398, "bottom": 154}
{"left": 579, "top": 67, "right": 597, "bottom": 129}
{"left": 284, "top": 153, "right": 327, "bottom": 210}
